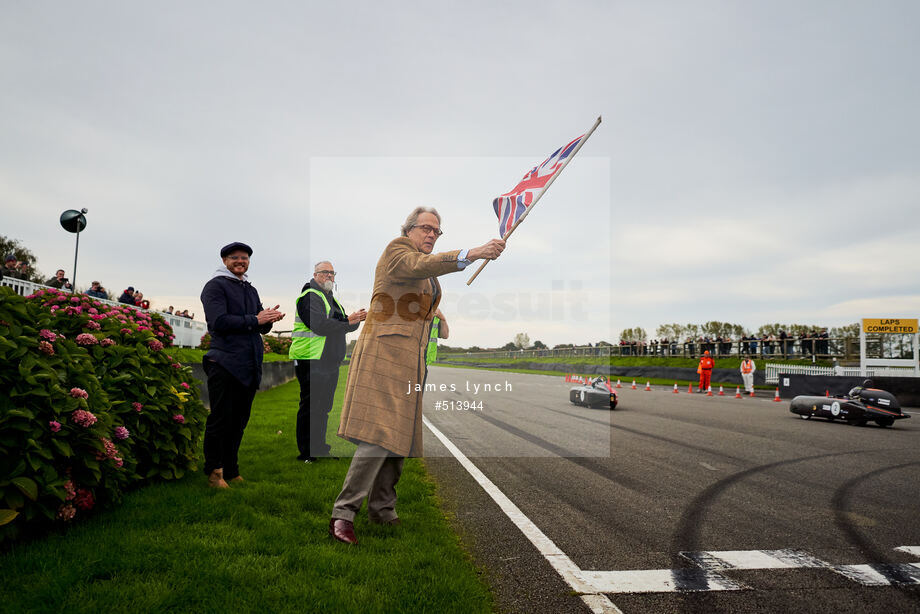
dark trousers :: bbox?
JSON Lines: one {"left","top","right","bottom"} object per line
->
{"left": 295, "top": 361, "right": 339, "bottom": 458}
{"left": 203, "top": 360, "right": 257, "bottom": 480}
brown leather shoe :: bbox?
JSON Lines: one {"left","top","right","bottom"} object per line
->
{"left": 208, "top": 469, "right": 229, "bottom": 489}
{"left": 328, "top": 518, "right": 358, "bottom": 545}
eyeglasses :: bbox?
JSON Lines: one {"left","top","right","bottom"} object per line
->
{"left": 412, "top": 224, "right": 443, "bottom": 237}
{"left": 316, "top": 270, "right": 336, "bottom": 277}
{"left": 226, "top": 255, "right": 249, "bottom": 261}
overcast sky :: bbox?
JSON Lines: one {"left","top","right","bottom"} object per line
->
{"left": 3, "top": 1, "right": 918, "bottom": 347}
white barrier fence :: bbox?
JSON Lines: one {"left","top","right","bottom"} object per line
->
{"left": 1, "top": 277, "right": 206, "bottom": 348}
{"left": 764, "top": 362, "right": 920, "bottom": 384}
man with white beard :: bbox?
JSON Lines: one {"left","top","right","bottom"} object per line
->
{"left": 289, "top": 261, "right": 366, "bottom": 462}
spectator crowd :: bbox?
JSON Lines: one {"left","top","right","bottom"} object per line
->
{"left": 619, "top": 329, "right": 831, "bottom": 358}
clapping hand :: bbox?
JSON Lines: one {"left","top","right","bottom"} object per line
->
{"left": 257, "top": 305, "right": 285, "bottom": 324}
{"left": 348, "top": 309, "right": 367, "bottom": 325}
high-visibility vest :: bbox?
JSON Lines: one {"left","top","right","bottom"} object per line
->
{"left": 288, "top": 288, "right": 346, "bottom": 360}
{"left": 741, "top": 360, "right": 754, "bottom": 374}
{"left": 426, "top": 317, "right": 440, "bottom": 366}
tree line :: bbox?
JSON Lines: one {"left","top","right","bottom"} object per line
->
{"left": 619, "top": 321, "right": 861, "bottom": 342}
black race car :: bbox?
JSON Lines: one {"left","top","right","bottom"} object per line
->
{"left": 570, "top": 375, "right": 617, "bottom": 409}
{"left": 789, "top": 380, "right": 910, "bottom": 427}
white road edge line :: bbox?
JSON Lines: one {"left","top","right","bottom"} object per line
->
{"left": 423, "top": 415, "right": 624, "bottom": 614}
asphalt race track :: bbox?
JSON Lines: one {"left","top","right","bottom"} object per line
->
{"left": 421, "top": 366, "right": 920, "bottom": 614}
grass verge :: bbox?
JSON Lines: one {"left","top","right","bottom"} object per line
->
{"left": 0, "top": 368, "right": 492, "bottom": 614}
{"left": 441, "top": 354, "right": 832, "bottom": 369}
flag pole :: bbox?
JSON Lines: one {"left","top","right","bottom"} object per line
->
{"left": 467, "top": 115, "right": 602, "bottom": 286}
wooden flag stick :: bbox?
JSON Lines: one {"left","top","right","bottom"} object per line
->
{"left": 467, "top": 115, "right": 602, "bottom": 286}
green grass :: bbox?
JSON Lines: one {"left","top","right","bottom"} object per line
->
{"left": 441, "top": 354, "right": 832, "bottom": 370}
{"left": 172, "top": 347, "right": 291, "bottom": 364}
{"left": 0, "top": 369, "right": 492, "bottom": 614}
{"left": 442, "top": 353, "right": 607, "bottom": 366}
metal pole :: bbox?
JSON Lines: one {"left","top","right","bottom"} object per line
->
{"left": 72, "top": 229, "right": 80, "bottom": 294}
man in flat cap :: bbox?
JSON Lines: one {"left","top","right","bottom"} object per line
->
{"left": 200, "top": 242, "right": 285, "bottom": 488}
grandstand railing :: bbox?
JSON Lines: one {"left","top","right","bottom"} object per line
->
{"left": 764, "top": 362, "right": 920, "bottom": 384}
{"left": 1, "top": 277, "right": 206, "bottom": 348}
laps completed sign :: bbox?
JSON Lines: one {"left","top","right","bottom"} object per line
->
{"left": 862, "top": 318, "right": 919, "bottom": 334}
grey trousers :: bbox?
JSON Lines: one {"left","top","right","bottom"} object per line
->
{"left": 332, "top": 442, "right": 405, "bottom": 523}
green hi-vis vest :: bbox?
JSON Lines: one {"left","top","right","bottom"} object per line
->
{"left": 288, "top": 288, "right": 346, "bottom": 360}
{"left": 426, "top": 316, "right": 440, "bottom": 366}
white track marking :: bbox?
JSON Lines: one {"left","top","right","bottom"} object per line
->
{"left": 681, "top": 549, "right": 830, "bottom": 570}
{"left": 832, "top": 563, "right": 920, "bottom": 586}
{"left": 895, "top": 546, "right": 920, "bottom": 557}
{"left": 580, "top": 569, "right": 746, "bottom": 593}
{"left": 699, "top": 462, "right": 718, "bottom": 471}
{"left": 423, "top": 416, "right": 624, "bottom": 613}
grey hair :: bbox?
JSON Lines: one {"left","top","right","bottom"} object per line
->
{"left": 400, "top": 207, "right": 441, "bottom": 236}
{"left": 314, "top": 260, "right": 332, "bottom": 273}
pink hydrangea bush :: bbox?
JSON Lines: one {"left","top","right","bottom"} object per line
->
{"left": 0, "top": 288, "right": 206, "bottom": 542}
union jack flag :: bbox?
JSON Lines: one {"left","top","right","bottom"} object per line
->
{"left": 492, "top": 133, "right": 585, "bottom": 237}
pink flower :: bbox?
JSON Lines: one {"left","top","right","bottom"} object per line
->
{"left": 114, "top": 426, "right": 130, "bottom": 440}
{"left": 172, "top": 414, "right": 185, "bottom": 424}
{"left": 57, "top": 503, "right": 76, "bottom": 521}
{"left": 100, "top": 437, "right": 119, "bottom": 460}
{"left": 115, "top": 458, "right": 124, "bottom": 468}
{"left": 72, "top": 409, "right": 97, "bottom": 427}
{"left": 100, "top": 338, "right": 115, "bottom": 347}
{"left": 64, "top": 480, "right": 76, "bottom": 501}
{"left": 74, "top": 488, "right": 94, "bottom": 511}
{"left": 39, "top": 340, "right": 55, "bottom": 355}
{"left": 172, "top": 363, "right": 181, "bottom": 369}
{"left": 180, "top": 382, "right": 189, "bottom": 389}
{"left": 148, "top": 340, "right": 164, "bottom": 351}
{"left": 39, "top": 329, "right": 57, "bottom": 341}
{"left": 88, "top": 308, "right": 98, "bottom": 314}
{"left": 132, "top": 402, "right": 143, "bottom": 413}
{"left": 49, "top": 420, "right": 62, "bottom": 433}
{"left": 120, "top": 328, "right": 132, "bottom": 334}
{"left": 157, "top": 332, "right": 164, "bottom": 337}
{"left": 85, "top": 321, "right": 101, "bottom": 330}
{"left": 76, "top": 333, "right": 98, "bottom": 346}
{"left": 70, "top": 387, "right": 89, "bottom": 399}
{"left": 50, "top": 305, "right": 59, "bottom": 312}
{"left": 71, "top": 297, "right": 81, "bottom": 303}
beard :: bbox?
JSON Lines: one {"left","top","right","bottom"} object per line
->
{"left": 320, "top": 280, "right": 334, "bottom": 292}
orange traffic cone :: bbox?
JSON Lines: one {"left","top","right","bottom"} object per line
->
{"left": 718, "top": 385, "right": 725, "bottom": 396}
{"left": 631, "top": 380, "right": 637, "bottom": 390}
{"left": 773, "top": 388, "right": 781, "bottom": 402}
{"left": 825, "top": 389, "right": 829, "bottom": 397}
{"left": 644, "top": 381, "right": 651, "bottom": 391}
{"left": 734, "top": 386, "right": 742, "bottom": 398}
{"left": 687, "top": 383, "right": 694, "bottom": 394}
{"left": 673, "top": 382, "right": 679, "bottom": 394}
{"left": 706, "top": 386, "right": 713, "bottom": 396}
{"left": 615, "top": 379, "right": 622, "bottom": 388}
{"left": 749, "top": 389, "right": 755, "bottom": 398}
{"left": 565, "top": 374, "right": 570, "bottom": 382}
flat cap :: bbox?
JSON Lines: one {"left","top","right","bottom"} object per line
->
{"left": 220, "top": 242, "right": 253, "bottom": 258}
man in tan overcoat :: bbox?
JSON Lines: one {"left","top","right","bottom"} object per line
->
{"left": 329, "top": 207, "right": 504, "bottom": 544}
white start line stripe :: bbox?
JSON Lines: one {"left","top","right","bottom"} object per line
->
{"left": 681, "top": 549, "right": 830, "bottom": 570}
{"left": 592, "top": 549, "right": 920, "bottom": 594}
{"left": 422, "top": 415, "right": 624, "bottom": 614}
